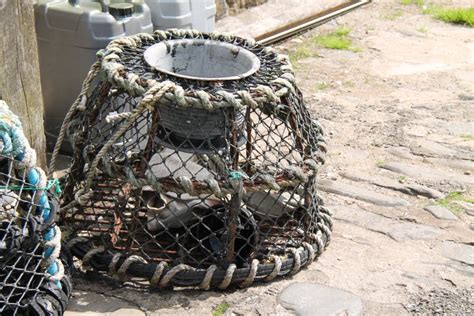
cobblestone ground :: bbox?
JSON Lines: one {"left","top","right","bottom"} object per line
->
{"left": 66, "top": 1, "right": 474, "bottom": 315}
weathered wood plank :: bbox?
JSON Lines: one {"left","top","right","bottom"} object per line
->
{"left": 0, "top": 0, "right": 47, "bottom": 168}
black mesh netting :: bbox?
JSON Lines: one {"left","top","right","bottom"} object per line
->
{"left": 54, "top": 29, "right": 332, "bottom": 289}
{"left": 0, "top": 102, "right": 72, "bottom": 315}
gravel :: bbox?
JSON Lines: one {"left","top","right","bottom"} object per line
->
{"left": 405, "top": 288, "right": 474, "bottom": 315}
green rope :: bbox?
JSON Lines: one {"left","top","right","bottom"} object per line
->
{"left": 228, "top": 170, "right": 249, "bottom": 180}
{"left": 0, "top": 179, "right": 62, "bottom": 197}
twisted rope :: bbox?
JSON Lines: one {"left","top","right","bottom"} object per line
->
{"left": 67, "top": 201, "right": 333, "bottom": 289}
{"left": 93, "top": 29, "right": 295, "bottom": 113}
{"left": 0, "top": 102, "right": 63, "bottom": 285}
{"left": 48, "top": 60, "right": 101, "bottom": 177}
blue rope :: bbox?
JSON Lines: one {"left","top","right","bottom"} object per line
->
{"left": 0, "top": 105, "right": 61, "bottom": 287}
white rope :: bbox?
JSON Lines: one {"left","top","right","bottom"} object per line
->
{"left": 108, "top": 253, "right": 123, "bottom": 277}
{"left": 159, "top": 264, "right": 193, "bottom": 288}
{"left": 14, "top": 146, "right": 36, "bottom": 170}
{"left": 264, "top": 255, "right": 282, "bottom": 282}
{"left": 46, "top": 259, "right": 65, "bottom": 282}
{"left": 44, "top": 226, "right": 62, "bottom": 262}
{"left": 302, "top": 242, "right": 316, "bottom": 266}
{"left": 117, "top": 255, "right": 148, "bottom": 281}
{"left": 288, "top": 248, "right": 301, "bottom": 275}
{"left": 318, "top": 222, "right": 332, "bottom": 244}
{"left": 150, "top": 261, "right": 168, "bottom": 286}
{"left": 218, "top": 264, "right": 236, "bottom": 289}
{"left": 240, "top": 259, "right": 259, "bottom": 288}
{"left": 74, "top": 189, "right": 93, "bottom": 206}
{"left": 310, "top": 232, "right": 326, "bottom": 255}
{"left": 105, "top": 111, "right": 132, "bottom": 123}
{"left": 199, "top": 264, "right": 217, "bottom": 290}
{"left": 82, "top": 246, "right": 105, "bottom": 268}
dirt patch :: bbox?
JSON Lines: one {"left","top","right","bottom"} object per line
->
{"left": 406, "top": 288, "right": 474, "bottom": 315}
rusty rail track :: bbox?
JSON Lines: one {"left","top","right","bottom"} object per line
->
{"left": 256, "top": 0, "right": 371, "bottom": 46}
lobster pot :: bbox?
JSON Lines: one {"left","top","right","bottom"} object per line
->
{"left": 0, "top": 102, "right": 72, "bottom": 314}
{"left": 58, "top": 30, "right": 332, "bottom": 289}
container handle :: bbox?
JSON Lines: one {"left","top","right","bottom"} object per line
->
{"left": 68, "top": 0, "right": 110, "bottom": 13}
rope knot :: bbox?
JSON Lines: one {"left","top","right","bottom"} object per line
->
{"left": 75, "top": 188, "right": 94, "bottom": 206}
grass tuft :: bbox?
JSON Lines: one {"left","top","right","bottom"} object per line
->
{"left": 401, "top": 0, "right": 424, "bottom": 7}
{"left": 460, "top": 134, "right": 474, "bottom": 140}
{"left": 212, "top": 302, "right": 230, "bottom": 316}
{"left": 289, "top": 44, "right": 314, "bottom": 65}
{"left": 436, "top": 191, "right": 474, "bottom": 213}
{"left": 333, "top": 26, "right": 351, "bottom": 37}
{"left": 314, "top": 27, "right": 360, "bottom": 51}
{"left": 383, "top": 10, "right": 404, "bottom": 20}
{"left": 376, "top": 159, "right": 386, "bottom": 166}
{"left": 416, "top": 26, "right": 428, "bottom": 33}
{"left": 314, "top": 81, "right": 331, "bottom": 91}
{"left": 426, "top": 6, "right": 474, "bottom": 27}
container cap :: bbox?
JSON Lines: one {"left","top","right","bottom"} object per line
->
{"left": 109, "top": 3, "right": 134, "bottom": 19}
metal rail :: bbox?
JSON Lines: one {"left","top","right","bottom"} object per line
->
{"left": 256, "top": 0, "right": 371, "bottom": 46}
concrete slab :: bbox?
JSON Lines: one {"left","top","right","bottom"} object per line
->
{"left": 278, "top": 282, "right": 363, "bottom": 316}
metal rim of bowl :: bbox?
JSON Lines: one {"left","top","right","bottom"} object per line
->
{"left": 143, "top": 39, "right": 261, "bottom": 81}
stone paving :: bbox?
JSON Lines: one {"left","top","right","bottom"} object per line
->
{"left": 66, "top": 0, "right": 474, "bottom": 315}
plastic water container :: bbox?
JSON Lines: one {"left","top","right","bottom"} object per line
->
{"left": 35, "top": 0, "right": 153, "bottom": 151}
{"left": 145, "top": 0, "right": 216, "bottom": 32}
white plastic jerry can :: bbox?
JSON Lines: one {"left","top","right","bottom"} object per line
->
{"left": 35, "top": 0, "right": 153, "bottom": 151}
{"left": 145, "top": 0, "right": 216, "bottom": 32}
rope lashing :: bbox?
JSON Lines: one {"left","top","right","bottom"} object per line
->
{"left": 219, "top": 264, "right": 237, "bottom": 289}
{"left": 66, "top": 212, "right": 333, "bottom": 289}
{"left": 240, "top": 259, "right": 259, "bottom": 288}
{"left": 264, "top": 255, "right": 282, "bottom": 282}
{"left": 150, "top": 261, "right": 169, "bottom": 287}
{"left": 199, "top": 264, "right": 218, "bottom": 290}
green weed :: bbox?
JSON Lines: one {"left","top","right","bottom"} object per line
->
{"left": 383, "top": 10, "right": 404, "bottom": 20}
{"left": 460, "top": 134, "right": 474, "bottom": 140}
{"left": 436, "top": 191, "right": 474, "bottom": 213}
{"left": 313, "top": 27, "right": 360, "bottom": 51}
{"left": 315, "top": 81, "right": 331, "bottom": 91}
{"left": 333, "top": 26, "right": 351, "bottom": 37}
{"left": 212, "top": 302, "right": 230, "bottom": 316}
{"left": 344, "top": 80, "right": 355, "bottom": 87}
{"left": 425, "top": 6, "right": 474, "bottom": 27}
{"left": 401, "top": 0, "right": 424, "bottom": 7}
{"left": 289, "top": 44, "right": 315, "bottom": 65}
{"left": 416, "top": 26, "right": 428, "bottom": 33}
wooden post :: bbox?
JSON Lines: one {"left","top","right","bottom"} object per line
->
{"left": 0, "top": 0, "right": 47, "bottom": 168}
